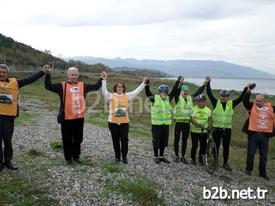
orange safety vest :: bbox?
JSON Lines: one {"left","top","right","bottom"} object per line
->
{"left": 248, "top": 103, "right": 274, "bottom": 133}
{"left": 111, "top": 93, "right": 129, "bottom": 124}
{"left": 0, "top": 78, "right": 19, "bottom": 116}
{"left": 63, "top": 82, "right": 85, "bottom": 120}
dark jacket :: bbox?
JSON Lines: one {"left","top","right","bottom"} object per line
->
{"left": 242, "top": 91, "right": 275, "bottom": 137}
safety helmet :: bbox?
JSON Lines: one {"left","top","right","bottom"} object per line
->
{"left": 158, "top": 84, "right": 169, "bottom": 93}
{"left": 195, "top": 94, "right": 206, "bottom": 102}
{"left": 220, "top": 90, "right": 230, "bottom": 97}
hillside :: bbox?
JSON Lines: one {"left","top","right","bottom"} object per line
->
{"left": 68, "top": 56, "right": 275, "bottom": 79}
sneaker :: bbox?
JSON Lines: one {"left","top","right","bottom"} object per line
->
{"left": 154, "top": 157, "right": 161, "bottom": 164}
{"left": 180, "top": 157, "right": 189, "bottom": 164}
{"left": 198, "top": 157, "right": 204, "bottom": 166}
{"left": 73, "top": 158, "right": 82, "bottom": 164}
{"left": 114, "top": 158, "right": 121, "bottom": 163}
{"left": 0, "top": 163, "right": 4, "bottom": 171}
{"left": 260, "top": 174, "right": 270, "bottom": 181}
{"left": 65, "top": 160, "right": 73, "bottom": 165}
{"left": 174, "top": 156, "right": 180, "bottom": 163}
{"left": 5, "top": 163, "right": 19, "bottom": 170}
{"left": 160, "top": 157, "right": 170, "bottom": 164}
{"left": 122, "top": 159, "right": 128, "bottom": 164}
{"left": 191, "top": 159, "right": 197, "bottom": 165}
{"left": 245, "top": 169, "right": 251, "bottom": 176}
{"left": 223, "top": 164, "right": 232, "bottom": 171}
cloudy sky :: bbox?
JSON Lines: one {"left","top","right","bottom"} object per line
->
{"left": 1, "top": 0, "right": 275, "bottom": 73}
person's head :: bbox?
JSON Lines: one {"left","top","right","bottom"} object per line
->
{"left": 67, "top": 67, "right": 79, "bottom": 83}
{"left": 195, "top": 94, "right": 206, "bottom": 108}
{"left": 180, "top": 85, "right": 189, "bottom": 96}
{"left": 219, "top": 90, "right": 230, "bottom": 103}
{"left": 0, "top": 64, "right": 9, "bottom": 81}
{"left": 113, "top": 82, "right": 126, "bottom": 94}
{"left": 255, "top": 95, "right": 265, "bottom": 108}
{"left": 158, "top": 84, "right": 169, "bottom": 100}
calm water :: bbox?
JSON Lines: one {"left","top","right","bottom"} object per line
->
{"left": 164, "top": 77, "right": 275, "bottom": 95}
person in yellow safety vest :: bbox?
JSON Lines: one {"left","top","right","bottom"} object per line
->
{"left": 242, "top": 84, "right": 275, "bottom": 181}
{"left": 173, "top": 76, "right": 207, "bottom": 164}
{"left": 0, "top": 64, "right": 49, "bottom": 171}
{"left": 205, "top": 76, "right": 248, "bottom": 171}
{"left": 44, "top": 65, "right": 104, "bottom": 164}
{"left": 145, "top": 79, "right": 179, "bottom": 164}
{"left": 101, "top": 71, "right": 148, "bottom": 164}
{"left": 190, "top": 94, "right": 212, "bottom": 165}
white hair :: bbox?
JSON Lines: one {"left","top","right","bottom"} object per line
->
{"left": 67, "top": 67, "right": 79, "bottom": 74}
{"left": 0, "top": 64, "right": 9, "bottom": 72}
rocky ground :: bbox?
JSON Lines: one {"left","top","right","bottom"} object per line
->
{"left": 2, "top": 102, "right": 275, "bottom": 206}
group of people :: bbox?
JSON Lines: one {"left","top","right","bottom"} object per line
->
{"left": 0, "top": 64, "right": 273, "bottom": 181}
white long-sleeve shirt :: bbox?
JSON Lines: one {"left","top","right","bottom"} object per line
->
{"left": 101, "top": 79, "right": 145, "bottom": 123}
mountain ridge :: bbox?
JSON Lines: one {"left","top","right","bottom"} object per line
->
{"left": 67, "top": 56, "right": 275, "bottom": 79}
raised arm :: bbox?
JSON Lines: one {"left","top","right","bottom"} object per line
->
{"left": 169, "top": 78, "right": 180, "bottom": 102}
{"left": 145, "top": 84, "right": 155, "bottom": 103}
{"left": 232, "top": 86, "right": 248, "bottom": 108}
{"left": 206, "top": 78, "right": 217, "bottom": 107}
{"left": 44, "top": 74, "right": 62, "bottom": 93}
{"left": 85, "top": 78, "right": 103, "bottom": 94}
{"left": 173, "top": 76, "right": 183, "bottom": 104}
{"left": 191, "top": 84, "right": 206, "bottom": 98}
{"left": 18, "top": 70, "right": 45, "bottom": 88}
{"left": 242, "top": 90, "right": 253, "bottom": 110}
{"left": 127, "top": 77, "right": 147, "bottom": 101}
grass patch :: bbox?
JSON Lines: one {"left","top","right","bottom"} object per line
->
{"left": 115, "top": 178, "right": 165, "bottom": 206}
{"left": 49, "top": 140, "right": 63, "bottom": 151}
{"left": 15, "top": 112, "right": 33, "bottom": 126}
{"left": 0, "top": 172, "right": 58, "bottom": 206}
{"left": 26, "top": 149, "right": 44, "bottom": 157}
{"left": 100, "top": 160, "right": 125, "bottom": 173}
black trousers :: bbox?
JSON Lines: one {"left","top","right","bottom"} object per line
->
{"left": 174, "top": 122, "right": 190, "bottom": 157}
{"left": 246, "top": 133, "right": 269, "bottom": 176}
{"left": 152, "top": 125, "right": 169, "bottom": 157}
{"left": 0, "top": 115, "right": 15, "bottom": 165}
{"left": 108, "top": 122, "right": 129, "bottom": 160}
{"left": 212, "top": 128, "right": 231, "bottom": 164}
{"left": 61, "top": 118, "right": 84, "bottom": 161}
{"left": 191, "top": 132, "right": 207, "bottom": 161}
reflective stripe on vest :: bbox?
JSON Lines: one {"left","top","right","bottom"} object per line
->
{"left": 111, "top": 93, "right": 129, "bottom": 124}
{"left": 151, "top": 95, "right": 172, "bottom": 125}
{"left": 63, "top": 82, "right": 85, "bottom": 120}
{"left": 174, "top": 95, "right": 193, "bottom": 121}
{"left": 190, "top": 105, "right": 211, "bottom": 133}
{"left": 212, "top": 100, "right": 233, "bottom": 128}
{"left": 0, "top": 78, "right": 19, "bottom": 116}
{"left": 248, "top": 103, "right": 274, "bottom": 133}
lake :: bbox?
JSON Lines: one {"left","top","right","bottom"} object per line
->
{"left": 163, "top": 77, "right": 275, "bottom": 95}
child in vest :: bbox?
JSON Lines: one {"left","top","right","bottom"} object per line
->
{"left": 101, "top": 71, "right": 148, "bottom": 164}
{"left": 190, "top": 94, "right": 212, "bottom": 165}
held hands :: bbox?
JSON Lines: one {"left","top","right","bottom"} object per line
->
{"left": 177, "top": 75, "right": 184, "bottom": 84}
{"left": 101, "top": 71, "right": 107, "bottom": 80}
{"left": 43, "top": 64, "right": 51, "bottom": 74}
{"left": 204, "top": 76, "right": 211, "bottom": 85}
{"left": 246, "top": 83, "right": 256, "bottom": 91}
{"left": 143, "top": 77, "right": 150, "bottom": 84}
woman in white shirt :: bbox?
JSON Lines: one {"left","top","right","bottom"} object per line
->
{"left": 101, "top": 71, "right": 148, "bottom": 164}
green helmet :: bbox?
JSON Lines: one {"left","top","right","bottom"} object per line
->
{"left": 180, "top": 85, "right": 189, "bottom": 91}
